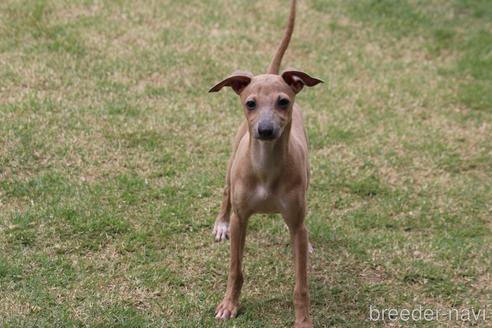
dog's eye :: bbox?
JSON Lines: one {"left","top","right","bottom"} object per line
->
{"left": 278, "top": 98, "right": 290, "bottom": 109}
{"left": 246, "top": 100, "right": 256, "bottom": 110}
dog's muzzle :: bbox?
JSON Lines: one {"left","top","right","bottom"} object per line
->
{"left": 258, "top": 122, "right": 275, "bottom": 139}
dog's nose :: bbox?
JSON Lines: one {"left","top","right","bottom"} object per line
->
{"left": 258, "top": 123, "right": 274, "bottom": 138}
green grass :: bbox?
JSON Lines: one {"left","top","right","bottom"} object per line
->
{"left": 0, "top": 0, "right": 491, "bottom": 327}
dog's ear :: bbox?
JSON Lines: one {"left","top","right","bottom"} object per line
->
{"left": 281, "top": 69, "right": 323, "bottom": 94}
{"left": 209, "top": 71, "right": 254, "bottom": 95}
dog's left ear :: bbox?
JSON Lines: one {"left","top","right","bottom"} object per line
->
{"left": 209, "top": 71, "right": 254, "bottom": 95}
{"left": 281, "top": 69, "right": 323, "bottom": 94}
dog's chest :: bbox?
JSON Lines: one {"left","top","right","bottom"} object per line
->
{"left": 248, "top": 182, "right": 284, "bottom": 213}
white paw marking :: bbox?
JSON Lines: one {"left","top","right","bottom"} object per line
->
{"left": 213, "top": 221, "right": 229, "bottom": 242}
{"left": 308, "top": 242, "right": 314, "bottom": 254}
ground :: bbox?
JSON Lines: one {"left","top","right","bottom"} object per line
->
{"left": 0, "top": 0, "right": 491, "bottom": 327}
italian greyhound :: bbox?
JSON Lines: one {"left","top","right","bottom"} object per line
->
{"left": 209, "top": 0, "right": 322, "bottom": 327}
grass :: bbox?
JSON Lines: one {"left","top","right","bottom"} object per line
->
{"left": 0, "top": 0, "right": 491, "bottom": 327}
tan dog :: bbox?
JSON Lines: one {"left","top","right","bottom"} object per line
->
{"left": 209, "top": 0, "right": 322, "bottom": 327}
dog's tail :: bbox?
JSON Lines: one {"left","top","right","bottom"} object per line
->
{"left": 267, "top": 0, "right": 296, "bottom": 75}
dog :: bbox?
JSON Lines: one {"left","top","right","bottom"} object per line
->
{"left": 209, "top": 0, "right": 322, "bottom": 326}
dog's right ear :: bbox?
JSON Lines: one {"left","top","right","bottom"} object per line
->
{"left": 209, "top": 71, "right": 253, "bottom": 95}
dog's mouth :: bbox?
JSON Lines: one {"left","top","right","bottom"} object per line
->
{"left": 255, "top": 134, "right": 277, "bottom": 141}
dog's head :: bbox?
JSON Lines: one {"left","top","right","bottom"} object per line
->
{"left": 210, "top": 70, "right": 322, "bottom": 141}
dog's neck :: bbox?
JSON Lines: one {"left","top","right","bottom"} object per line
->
{"left": 249, "top": 122, "right": 291, "bottom": 182}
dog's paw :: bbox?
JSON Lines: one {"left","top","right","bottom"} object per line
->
{"left": 213, "top": 221, "right": 229, "bottom": 242}
{"left": 294, "top": 318, "right": 313, "bottom": 328}
{"left": 308, "top": 242, "right": 314, "bottom": 254}
{"left": 215, "top": 299, "right": 239, "bottom": 319}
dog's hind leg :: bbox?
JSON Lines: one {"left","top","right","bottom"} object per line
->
{"left": 213, "top": 121, "right": 248, "bottom": 242}
{"left": 213, "top": 164, "right": 232, "bottom": 241}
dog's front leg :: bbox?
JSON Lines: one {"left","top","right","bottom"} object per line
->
{"left": 215, "top": 212, "right": 248, "bottom": 319}
{"left": 283, "top": 208, "right": 312, "bottom": 328}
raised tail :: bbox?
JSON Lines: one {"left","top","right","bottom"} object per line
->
{"left": 266, "top": 0, "right": 297, "bottom": 74}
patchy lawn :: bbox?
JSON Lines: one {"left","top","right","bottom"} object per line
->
{"left": 0, "top": 0, "right": 491, "bottom": 327}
